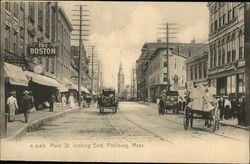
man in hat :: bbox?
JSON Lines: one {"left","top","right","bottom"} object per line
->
{"left": 21, "top": 91, "right": 33, "bottom": 123}
{"left": 7, "top": 91, "right": 18, "bottom": 122}
{"left": 49, "top": 93, "right": 56, "bottom": 112}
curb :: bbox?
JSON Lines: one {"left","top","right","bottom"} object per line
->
{"left": 7, "top": 107, "right": 80, "bottom": 140}
{"left": 137, "top": 102, "right": 249, "bottom": 131}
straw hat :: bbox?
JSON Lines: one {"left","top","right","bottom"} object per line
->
{"left": 10, "top": 91, "right": 16, "bottom": 95}
{"left": 23, "top": 90, "right": 29, "bottom": 94}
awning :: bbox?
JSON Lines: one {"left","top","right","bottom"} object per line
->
{"left": 81, "top": 86, "right": 90, "bottom": 93}
{"left": 57, "top": 83, "right": 69, "bottom": 92}
{"left": 25, "top": 71, "right": 61, "bottom": 88}
{"left": 4, "top": 62, "right": 29, "bottom": 86}
{"left": 68, "top": 83, "right": 78, "bottom": 90}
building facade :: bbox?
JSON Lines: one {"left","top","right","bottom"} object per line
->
{"left": 3, "top": 2, "right": 72, "bottom": 82}
{"left": 207, "top": 2, "right": 245, "bottom": 101}
{"left": 185, "top": 52, "right": 209, "bottom": 87}
{"left": 136, "top": 41, "right": 208, "bottom": 101}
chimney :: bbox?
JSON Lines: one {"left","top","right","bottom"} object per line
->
{"left": 191, "top": 38, "right": 196, "bottom": 44}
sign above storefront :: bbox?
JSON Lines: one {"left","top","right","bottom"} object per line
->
{"left": 34, "top": 64, "right": 44, "bottom": 74}
{"left": 28, "top": 42, "right": 57, "bottom": 57}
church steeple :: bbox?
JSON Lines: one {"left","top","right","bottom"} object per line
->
{"left": 117, "top": 62, "right": 125, "bottom": 98}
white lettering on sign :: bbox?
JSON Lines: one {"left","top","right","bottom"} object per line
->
{"left": 29, "top": 47, "right": 56, "bottom": 56}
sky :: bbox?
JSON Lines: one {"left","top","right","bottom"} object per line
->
{"left": 59, "top": 1, "right": 209, "bottom": 90}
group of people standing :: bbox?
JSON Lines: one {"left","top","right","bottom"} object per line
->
{"left": 217, "top": 95, "right": 246, "bottom": 126}
{"left": 6, "top": 90, "right": 78, "bottom": 123}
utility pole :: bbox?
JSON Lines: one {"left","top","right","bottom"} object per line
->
{"left": 97, "top": 60, "right": 100, "bottom": 93}
{"left": 71, "top": 4, "right": 90, "bottom": 107}
{"left": 91, "top": 46, "right": 94, "bottom": 95}
{"left": 157, "top": 22, "right": 178, "bottom": 91}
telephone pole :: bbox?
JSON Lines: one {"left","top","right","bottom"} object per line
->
{"left": 71, "top": 4, "right": 90, "bottom": 106}
{"left": 157, "top": 22, "right": 178, "bottom": 91}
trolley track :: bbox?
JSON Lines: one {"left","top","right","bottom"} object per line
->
{"left": 131, "top": 105, "right": 242, "bottom": 142}
{"left": 117, "top": 111, "right": 173, "bottom": 144}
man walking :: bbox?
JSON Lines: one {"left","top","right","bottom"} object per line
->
{"left": 21, "top": 91, "right": 33, "bottom": 123}
{"left": 7, "top": 91, "right": 18, "bottom": 122}
{"left": 49, "top": 94, "right": 56, "bottom": 112}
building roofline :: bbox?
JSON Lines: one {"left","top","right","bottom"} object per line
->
{"left": 58, "top": 7, "right": 73, "bottom": 31}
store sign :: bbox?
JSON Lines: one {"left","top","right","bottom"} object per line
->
{"left": 34, "top": 65, "right": 44, "bottom": 74}
{"left": 4, "top": 51, "right": 26, "bottom": 69}
{"left": 28, "top": 42, "right": 57, "bottom": 57}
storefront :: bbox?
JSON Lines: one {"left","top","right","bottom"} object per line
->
{"left": 4, "top": 62, "right": 29, "bottom": 114}
{"left": 24, "top": 71, "right": 62, "bottom": 110}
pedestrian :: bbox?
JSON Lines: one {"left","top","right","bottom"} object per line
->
{"left": 49, "top": 94, "right": 56, "bottom": 112}
{"left": 236, "top": 96, "right": 246, "bottom": 126}
{"left": 61, "top": 94, "right": 67, "bottom": 110}
{"left": 7, "top": 91, "right": 18, "bottom": 122}
{"left": 223, "top": 95, "right": 231, "bottom": 119}
{"left": 218, "top": 96, "right": 224, "bottom": 120}
{"left": 21, "top": 91, "right": 33, "bottom": 123}
{"left": 178, "top": 96, "right": 183, "bottom": 112}
{"left": 158, "top": 97, "right": 165, "bottom": 115}
{"left": 68, "top": 93, "right": 76, "bottom": 108}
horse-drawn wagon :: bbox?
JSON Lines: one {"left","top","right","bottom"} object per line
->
{"left": 98, "top": 89, "right": 118, "bottom": 114}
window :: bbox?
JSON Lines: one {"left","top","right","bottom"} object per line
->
{"left": 5, "top": 2, "right": 10, "bottom": 12}
{"left": 218, "top": 48, "right": 221, "bottom": 66}
{"left": 190, "top": 66, "right": 193, "bottom": 80}
{"left": 228, "top": 10, "right": 232, "bottom": 22}
{"left": 199, "top": 63, "right": 202, "bottom": 79}
{"left": 194, "top": 65, "right": 197, "bottom": 80}
{"left": 188, "top": 51, "right": 192, "bottom": 57}
{"left": 203, "top": 63, "right": 207, "bottom": 78}
{"left": 14, "top": 2, "right": 18, "bottom": 18}
{"left": 29, "top": 2, "right": 35, "bottom": 21}
{"left": 223, "top": 14, "right": 226, "bottom": 25}
{"left": 239, "top": 33, "right": 244, "bottom": 59}
{"left": 232, "top": 50, "right": 236, "bottom": 61}
{"left": 222, "top": 48, "right": 225, "bottom": 65}
{"left": 211, "top": 23, "right": 214, "bottom": 33}
{"left": 232, "top": 6, "right": 236, "bottom": 19}
{"left": 214, "top": 20, "right": 218, "bottom": 30}
{"left": 227, "top": 51, "right": 231, "bottom": 63}
{"left": 219, "top": 17, "right": 222, "bottom": 28}
{"left": 210, "top": 49, "right": 213, "bottom": 68}
{"left": 213, "top": 49, "right": 217, "bottom": 67}
{"left": 38, "top": 3, "right": 43, "bottom": 31}
{"left": 163, "top": 73, "right": 168, "bottom": 82}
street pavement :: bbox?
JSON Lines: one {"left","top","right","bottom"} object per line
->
{"left": 1, "top": 102, "right": 249, "bottom": 163}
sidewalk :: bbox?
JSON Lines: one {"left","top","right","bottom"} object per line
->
{"left": 137, "top": 101, "right": 249, "bottom": 131}
{"left": 5, "top": 106, "right": 79, "bottom": 140}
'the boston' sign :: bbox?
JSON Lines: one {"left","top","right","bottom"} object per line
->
{"left": 28, "top": 42, "right": 57, "bottom": 57}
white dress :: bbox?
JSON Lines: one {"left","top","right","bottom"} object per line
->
{"left": 68, "top": 96, "right": 75, "bottom": 108}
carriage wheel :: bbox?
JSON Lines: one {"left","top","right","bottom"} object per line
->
{"left": 183, "top": 116, "right": 189, "bottom": 130}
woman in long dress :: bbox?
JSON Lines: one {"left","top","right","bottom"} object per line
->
{"left": 61, "top": 94, "right": 67, "bottom": 110}
{"left": 68, "top": 93, "right": 75, "bottom": 108}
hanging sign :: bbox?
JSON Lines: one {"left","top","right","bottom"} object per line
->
{"left": 28, "top": 42, "right": 57, "bottom": 57}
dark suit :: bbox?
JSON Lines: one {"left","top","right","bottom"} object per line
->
{"left": 49, "top": 95, "right": 56, "bottom": 112}
{"left": 21, "top": 95, "right": 33, "bottom": 122}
